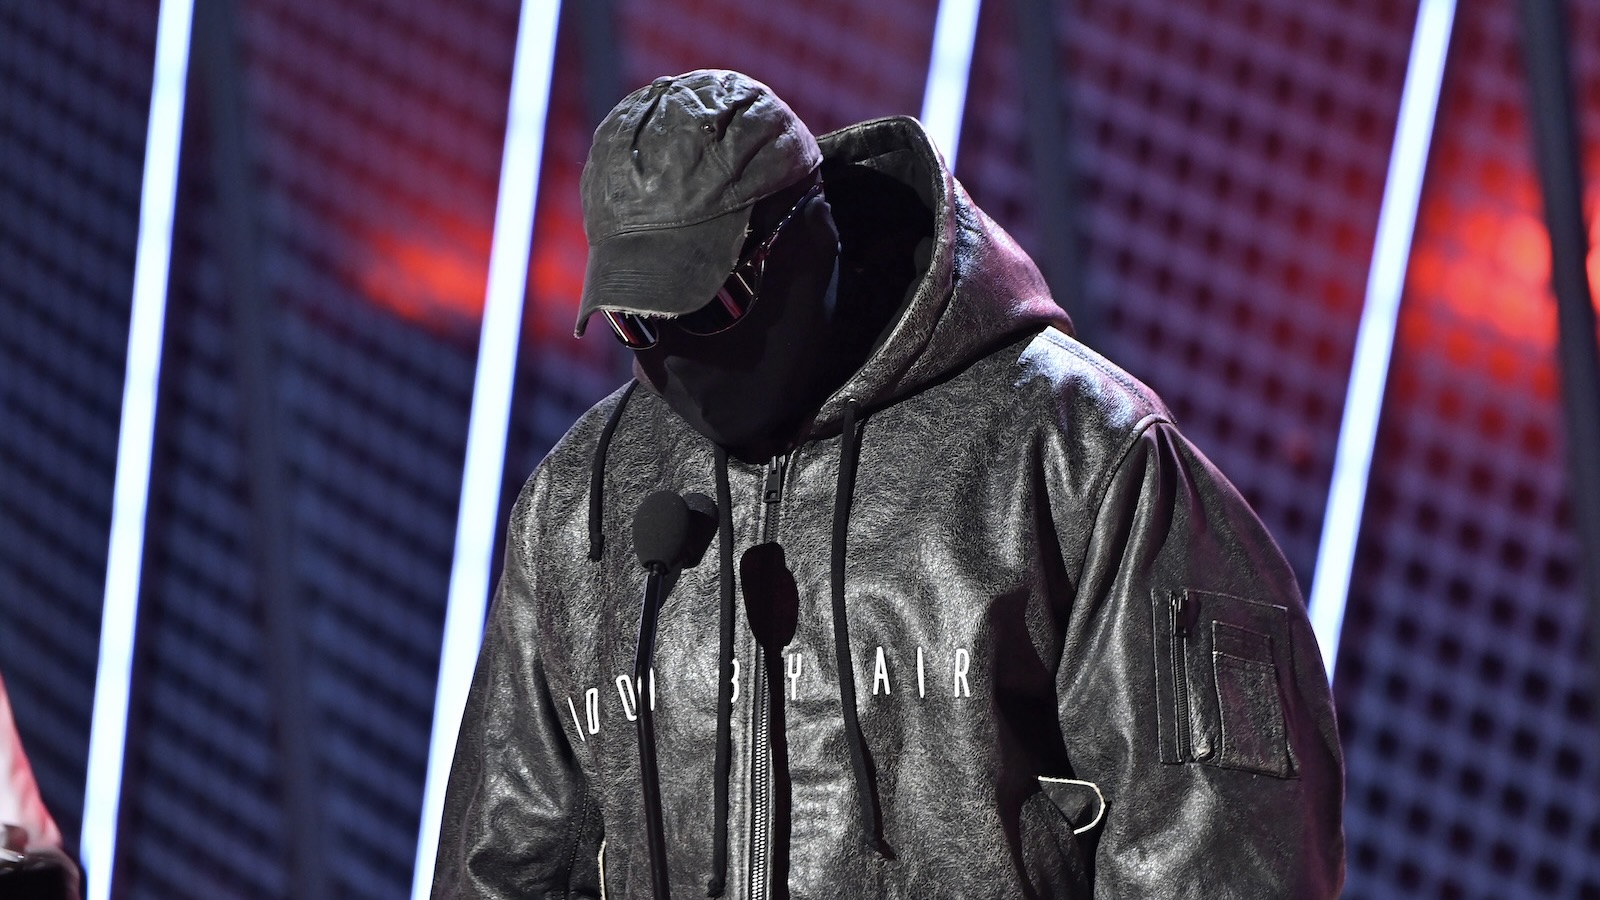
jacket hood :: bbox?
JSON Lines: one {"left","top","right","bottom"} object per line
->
{"left": 808, "top": 115, "right": 1072, "bottom": 434}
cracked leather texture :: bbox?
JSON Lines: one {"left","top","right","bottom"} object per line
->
{"left": 433, "top": 116, "right": 1344, "bottom": 900}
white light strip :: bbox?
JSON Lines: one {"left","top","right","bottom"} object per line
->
{"left": 1309, "top": 0, "right": 1457, "bottom": 683}
{"left": 920, "top": 0, "right": 983, "bottom": 171}
{"left": 82, "top": 0, "right": 196, "bottom": 897}
{"left": 411, "top": 2, "right": 563, "bottom": 896}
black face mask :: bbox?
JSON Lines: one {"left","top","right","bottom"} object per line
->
{"left": 635, "top": 194, "right": 847, "bottom": 462}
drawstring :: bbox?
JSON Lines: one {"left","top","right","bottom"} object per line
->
{"left": 589, "top": 381, "right": 638, "bottom": 561}
{"left": 830, "top": 400, "right": 879, "bottom": 851}
{"left": 708, "top": 404, "right": 877, "bottom": 889}
{"left": 589, "top": 387, "right": 879, "bottom": 891}
{"left": 707, "top": 446, "right": 736, "bottom": 896}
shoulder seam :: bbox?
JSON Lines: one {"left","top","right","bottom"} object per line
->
{"left": 1035, "top": 328, "right": 1171, "bottom": 423}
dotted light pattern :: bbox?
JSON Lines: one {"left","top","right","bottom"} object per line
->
{"left": 109, "top": 2, "right": 520, "bottom": 898}
{"left": 5, "top": 1, "right": 1600, "bottom": 897}
{"left": 0, "top": 0, "right": 161, "bottom": 858}
{"left": 618, "top": 0, "right": 933, "bottom": 136}
{"left": 958, "top": 0, "right": 1420, "bottom": 590}
{"left": 1335, "top": 0, "right": 1600, "bottom": 896}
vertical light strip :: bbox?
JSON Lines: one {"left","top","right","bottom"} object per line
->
{"left": 1308, "top": 0, "right": 1457, "bottom": 683}
{"left": 920, "top": 0, "right": 983, "bottom": 171}
{"left": 81, "top": 0, "right": 196, "bottom": 897}
{"left": 411, "top": 2, "right": 563, "bottom": 896}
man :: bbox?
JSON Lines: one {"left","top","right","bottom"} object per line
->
{"left": 435, "top": 69, "right": 1343, "bottom": 898}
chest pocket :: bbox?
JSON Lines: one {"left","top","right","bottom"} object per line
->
{"left": 1153, "top": 589, "right": 1296, "bottom": 778}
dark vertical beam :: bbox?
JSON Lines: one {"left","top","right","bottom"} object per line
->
{"left": 1516, "top": 0, "right": 1600, "bottom": 706}
{"left": 573, "top": 0, "right": 623, "bottom": 131}
{"left": 192, "top": 2, "right": 328, "bottom": 897}
{"left": 1013, "top": 0, "right": 1094, "bottom": 344}
{"left": 568, "top": 0, "right": 634, "bottom": 382}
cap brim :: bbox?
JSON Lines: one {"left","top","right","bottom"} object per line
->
{"left": 574, "top": 205, "right": 751, "bottom": 337}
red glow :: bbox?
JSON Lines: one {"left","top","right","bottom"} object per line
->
{"left": 1404, "top": 181, "right": 1599, "bottom": 355}
{"left": 1591, "top": 202, "right": 1600, "bottom": 299}
{"left": 526, "top": 201, "right": 588, "bottom": 342}
{"left": 357, "top": 219, "right": 493, "bottom": 327}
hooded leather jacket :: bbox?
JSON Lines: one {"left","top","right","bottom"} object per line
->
{"left": 434, "top": 116, "right": 1345, "bottom": 899}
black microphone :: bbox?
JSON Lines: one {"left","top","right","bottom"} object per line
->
{"left": 630, "top": 490, "right": 714, "bottom": 900}
{"left": 634, "top": 490, "right": 693, "bottom": 572}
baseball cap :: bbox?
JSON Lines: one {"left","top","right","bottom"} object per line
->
{"left": 574, "top": 69, "right": 822, "bottom": 336}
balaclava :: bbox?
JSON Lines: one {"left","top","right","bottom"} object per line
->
{"left": 634, "top": 176, "right": 855, "bottom": 462}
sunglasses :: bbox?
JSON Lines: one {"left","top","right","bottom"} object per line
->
{"left": 603, "top": 181, "right": 824, "bottom": 349}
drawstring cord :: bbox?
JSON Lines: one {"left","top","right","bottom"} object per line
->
{"left": 589, "top": 380, "right": 638, "bottom": 561}
{"left": 590, "top": 388, "right": 880, "bottom": 892}
{"left": 830, "top": 400, "right": 879, "bottom": 851}
{"left": 707, "top": 445, "right": 736, "bottom": 896}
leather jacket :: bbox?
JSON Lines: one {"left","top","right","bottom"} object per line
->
{"left": 434, "top": 117, "right": 1344, "bottom": 899}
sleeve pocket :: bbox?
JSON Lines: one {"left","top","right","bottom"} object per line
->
{"left": 1153, "top": 590, "right": 1296, "bottom": 778}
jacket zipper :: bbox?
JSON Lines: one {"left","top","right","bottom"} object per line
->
{"left": 749, "top": 454, "right": 786, "bottom": 900}
{"left": 750, "top": 663, "right": 772, "bottom": 900}
{"left": 1171, "top": 592, "right": 1194, "bottom": 762}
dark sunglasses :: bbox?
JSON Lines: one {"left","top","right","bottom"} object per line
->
{"left": 603, "top": 181, "right": 824, "bottom": 349}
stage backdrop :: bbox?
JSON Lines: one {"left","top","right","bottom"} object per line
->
{"left": 1, "top": 1, "right": 1596, "bottom": 897}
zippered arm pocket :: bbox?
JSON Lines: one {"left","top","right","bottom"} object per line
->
{"left": 1153, "top": 589, "right": 1295, "bottom": 778}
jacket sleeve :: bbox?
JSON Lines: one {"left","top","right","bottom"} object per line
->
{"left": 432, "top": 479, "right": 603, "bottom": 900}
{"left": 1055, "top": 418, "right": 1344, "bottom": 898}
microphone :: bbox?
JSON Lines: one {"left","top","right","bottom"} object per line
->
{"left": 633, "top": 490, "right": 692, "bottom": 572}
{"left": 629, "top": 490, "right": 716, "bottom": 900}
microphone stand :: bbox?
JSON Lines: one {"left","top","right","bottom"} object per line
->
{"left": 636, "top": 561, "right": 672, "bottom": 900}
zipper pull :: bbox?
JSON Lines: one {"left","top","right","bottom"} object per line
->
{"left": 1172, "top": 591, "right": 1197, "bottom": 637}
{"left": 763, "top": 456, "right": 785, "bottom": 504}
